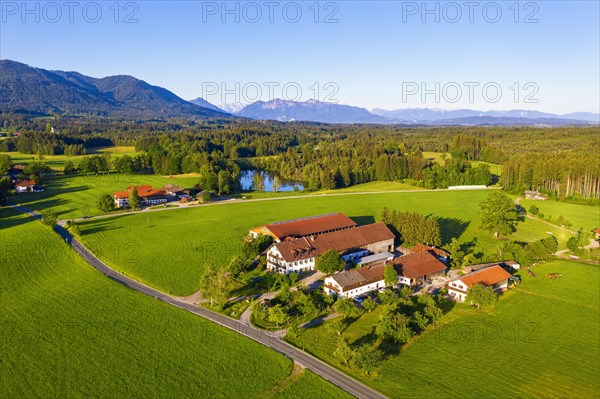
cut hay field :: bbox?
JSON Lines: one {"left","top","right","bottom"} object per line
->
{"left": 8, "top": 173, "right": 200, "bottom": 220}
{"left": 0, "top": 207, "right": 348, "bottom": 397}
{"left": 286, "top": 259, "right": 600, "bottom": 398}
{"left": 77, "top": 190, "right": 575, "bottom": 295}
{"left": 1, "top": 146, "right": 139, "bottom": 171}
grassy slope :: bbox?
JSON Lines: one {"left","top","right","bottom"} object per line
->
{"left": 288, "top": 260, "right": 600, "bottom": 398}
{"left": 519, "top": 198, "right": 600, "bottom": 232}
{"left": 1, "top": 146, "right": 138, "bottom": 171}
{"left": 8, "top": 174, "right": 200, "bottom": 220}
{"left": 0, "top": 207, "right": 350, "bottom": 398}
{"left": 77, "top": 190, "right": 577, "bottom": 295}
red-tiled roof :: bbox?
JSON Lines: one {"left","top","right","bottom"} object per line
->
{"left": 258, "top": 213, "right": 357, "bottom": 240}
{"left": 274, "top": 222, "right": 394, "bottom": 262}
{"left": 456, "top": 265, "right": 512, "bottom": 288}
{"left": 114, "top": 186, "right": 167, "bottom": 200}
{"left": 14, "top": 179, "right": 35, "bottom": 187}
{"left": 593, "top": 227, "right": 600, "bottom": 235}
{"left": 114, "top": 191, "right": 129, "bottom": 199}
{"left": 412, "top": 243, "right": 449, "bottom": 258}
{"left": 392, "top": 251, "right": 447, "bottom": 279}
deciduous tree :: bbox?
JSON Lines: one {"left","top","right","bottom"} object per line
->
{"left": 479, "top": 192, "right": 518, "bottom": 238}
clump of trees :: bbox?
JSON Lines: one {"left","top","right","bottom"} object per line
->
{"left": 330, "top": 291, "right": 447, "bottom": 374}
{"left": 228, "top": 235, "right": 273, "bottom": 276}
{"left": 381, "top": 207, "right": 441, "bottom": 246}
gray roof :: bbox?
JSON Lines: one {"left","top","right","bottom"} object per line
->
{"left": 331, "top": 269, "right": 365, "bottom": 289}
{"left": 357, "top": 251, "right": 394, "bottom": 265}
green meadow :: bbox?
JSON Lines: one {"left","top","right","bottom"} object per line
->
{"left": 286, "top": 259, "right": 600, "bottom": 398}
{"left": 76, "top": 190, "right": 577, "bottom": 295}
{"left": 8, "top": 173, "right": 201, "bottom": 220}
{"left": 1, "top": 146, "right": 139, "bottom": 171}
{"left": 0, "top": 208, "right": 348, "bottom": 397}
{"left": 519, "top": 198, "right": 600, "bottom": 232}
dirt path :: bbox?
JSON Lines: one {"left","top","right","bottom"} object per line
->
{"left": 515, "top": 197, "right": 577, "bottom": 234}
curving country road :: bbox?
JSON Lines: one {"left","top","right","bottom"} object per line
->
{"left": 10, "top": 205, "right": 387, "bottom": 399}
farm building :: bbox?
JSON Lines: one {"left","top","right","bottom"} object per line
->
{"left": 113, "top": 185, "right": 168, "bottom": 208}
{"left": 323, "top": 250, "right": 448, "bottom": 298}
{"left": 323, "top": 264, "right": 387, "bottom": 298}
{"left": 357, "top": 251, "right": 395, "bottom": 267}
{"left": 593, "top": 228, "right": 600, "bottom": 239}
{"left": 465, "top": 260, "right": 521, "bottom": 273}
{"left": 524, "top": 190, "right": 548, "bottom": 200}
{"left": 266, "top": 222, "right": 394, "bottom": 274}
{"left": 8, "top": 164, "right": 26, "bottom": 178}
{"left": 14, "top": 179, "right": 41, "bottom": 193}
{"left": 411, "top": 243, "right": 449, "bottom": 263}
{"left": 250, "top": 212, "right": 357, "bottom": 242}
{"left": 391, "top": 251, "right": 447, "bottom": 286}
{"left": 163, "top": 184, "right": 189, "bottom": 199}
{"left": 447, "top": 265, "right": 512, "bottom": 302}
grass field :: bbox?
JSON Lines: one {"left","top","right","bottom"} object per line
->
{"left": 76, "top": 190, "right": 576, "bottom": 295}
{"left": 8, "top": 173, "right": 200, "bottom": 220}
{"left": 286, "top": 259, "right": 600, "bottom": 398}
{"left": 274, "top": 369, "right": 354, "bottom": 399}
{"left": 232, "top": 180, "right": 425, "bottom": 200}
{"left": 0, "top": 207, "right": 348, "bottom": 397}
{"left": 519, "top": 198, "right": 600, "bottom": 232}
{"left": 1, "top": 146, "right": 139, "bottom": 171}
{"left": 422, "top": 151, "right": 503, "bottom": 178}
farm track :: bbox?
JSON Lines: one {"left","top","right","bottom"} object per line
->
{"left": 9, "top": 205, "right": 387, "bottom": 399}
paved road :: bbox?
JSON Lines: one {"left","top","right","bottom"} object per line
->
{"left": 10, "top": 205, "right": 387, "bottom": 399}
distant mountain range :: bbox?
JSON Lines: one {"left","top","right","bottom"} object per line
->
{"left": 371, "top": 108, "right": 600, "bottom": 123}
{"left": 200, "top": 98, "right": 597, "bottom": 126}
{"left": 0, "top": 60, "right": 229, "bottom": 119}
{"left": 235, "top": 99, "right": 390, "bottom": 124}
{"left": 1, "top": 60, "right": 597, "bottom": 126}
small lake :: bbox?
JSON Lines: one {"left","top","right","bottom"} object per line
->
{"left": 240, "top": 170, "right": 304, "bottom": 192}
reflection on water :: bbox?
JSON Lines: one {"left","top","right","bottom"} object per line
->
{"left": 240, "top": 170, "right": 304, "bottom": 192}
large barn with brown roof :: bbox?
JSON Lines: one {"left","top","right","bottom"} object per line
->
{"left": 250, "top": 212, "right": 357, "bottom": 242}
{"left": 266, "top": 221, "right": 394, "bottom": 274}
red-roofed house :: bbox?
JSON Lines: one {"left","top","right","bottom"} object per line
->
{"left": 447, "top": 265, "right": 512, "bottom": 302}
{"left": 593, "top": 228, "right": 600, "bottom": 240}
{"left": 14, "top": 179, "right": 39, "bottom": 193}
{"left": 113, "top": 185, "right": 168, "bottom": 208}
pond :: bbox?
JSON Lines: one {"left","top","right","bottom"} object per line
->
{"left": 240, "top": 170, "right": 304, "bottom": 192}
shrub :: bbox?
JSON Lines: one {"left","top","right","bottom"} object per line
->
{"left": 529, "top": 205, "right": 539, "bottom": 215}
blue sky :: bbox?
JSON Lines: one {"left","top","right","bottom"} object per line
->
{"left": 1, "top": 1, "right": 599, "bottom": 113}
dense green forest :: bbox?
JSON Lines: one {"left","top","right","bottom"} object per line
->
{"left": 1, "top": 115, "right": 598, "bottom": 199}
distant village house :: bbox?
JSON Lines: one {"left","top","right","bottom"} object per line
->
{"left": 524, "top": 190, "right": 548, "bottom": 201}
